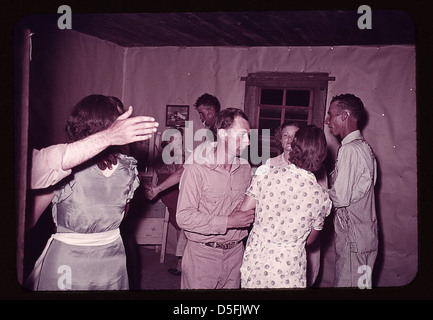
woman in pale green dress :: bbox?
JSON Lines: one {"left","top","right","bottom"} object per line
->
{"left": 27, "top": 95, "right": 140, "bottom": 291}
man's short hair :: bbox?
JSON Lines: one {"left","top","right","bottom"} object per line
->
{"left": 194, "top": 93, "right": 221, "bottom": 113}
{"left": 331, "top": 93, "right": 365, "bottom": 122}
{"left": 216, "top": 108, "right": 249, "bottom": 130}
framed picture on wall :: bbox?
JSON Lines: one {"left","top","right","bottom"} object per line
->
{"left": 166, "top": 105, "right": 189, "bottom": 127}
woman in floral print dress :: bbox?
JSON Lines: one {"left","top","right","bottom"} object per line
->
{"left": 239, "top": 125, "right": 332, "bottom": 288}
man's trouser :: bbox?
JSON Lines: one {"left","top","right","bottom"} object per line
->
{"left": 333, "top": 209, "right": 378, "bottom": 288}
{"left": 181, "top": 240, "right": 244, "bottom": 289}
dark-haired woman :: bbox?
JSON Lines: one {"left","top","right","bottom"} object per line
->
{"left": 239, "top": 125, "right": 332, "bottom": 288}
{"left": 27, "top": 95, "right": 140, "bottom": 291}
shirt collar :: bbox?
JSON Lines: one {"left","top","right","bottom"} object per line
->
{"left": 208, "top": 156, "right": 243, "bottom": 173}
{"left": 201, "top": 143, "right": 242, "bottom": 173}
{"left": 341, "top": 130, "right": 363, "bottom": 145}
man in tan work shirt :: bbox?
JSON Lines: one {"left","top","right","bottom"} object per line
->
{"left": 176, "top": 108, "right": 255, "bottom": 289}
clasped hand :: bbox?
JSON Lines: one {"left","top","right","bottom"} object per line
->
{"left": 143, "top": 183, "right": 158, "bottom": 200}
{"left": 227, "top": 203, "right": 255, "bottom": 229}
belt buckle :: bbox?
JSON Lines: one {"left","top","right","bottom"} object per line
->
{"left": 221, "top": 241, "right": 235, "bottom": 250}
{"left": 206, "top": 241, "right": 238, "bottom": 250}
{"left": 205, "top": 242, "right": 219, "bottom": 249}
{"left": 220, "top": 242, "right": 229, "bottom": 250}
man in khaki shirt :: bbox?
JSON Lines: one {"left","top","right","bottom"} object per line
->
{"left": 325, "top": 93, "right": 378, "bottom": 288}
{"left": 176, "top": 108, "right": 255, "bottom": 289}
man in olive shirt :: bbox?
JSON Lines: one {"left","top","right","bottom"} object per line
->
{"left": 176, "top": 108, "right": 255, "bottom": 289}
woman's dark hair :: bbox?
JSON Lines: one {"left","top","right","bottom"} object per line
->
{"left": 65, "top": 94, "right": 122, "bottom": 170}
{"left": 108, "top": 95, "right": 125, "bottom": 113}
{"left": 289, "top": 125, "right": 327, "bottom": 172}
{"left": 274, "top": 121, "right": 301, "bottom": 152}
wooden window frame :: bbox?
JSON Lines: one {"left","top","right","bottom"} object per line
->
{"left": 242, "top": 72, "right": 335, "bottom": 158}
{"left": 242, "top": 72, "right": 335, "bottom": 129}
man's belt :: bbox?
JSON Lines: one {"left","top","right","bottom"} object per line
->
{"left": 204, "top": 240, "right": 242, "bottom": 250}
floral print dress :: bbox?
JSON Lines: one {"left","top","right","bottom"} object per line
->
{"left": 240, "top": 164, "right": 331, "bottom": 288}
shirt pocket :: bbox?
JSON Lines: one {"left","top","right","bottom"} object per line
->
{"left": 201, "top": 192, "right": 227, "bottom": 215}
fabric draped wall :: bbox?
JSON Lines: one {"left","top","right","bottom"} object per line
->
{"left": 22, "top": 26, "right": 416, "bottom": 287}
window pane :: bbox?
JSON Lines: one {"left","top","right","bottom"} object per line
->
{"left": 260, "top": 89, "right": 283, "bottom": 105}
{"left": 285, "top": 90, "right": 310, "bottom": 106}
{"left": 258, "top": 118, "right": 281, "bottom": 136}
{"left": 259, "top": 107, "right": 281, "bottom": 119}
{"left": 285, "top": 108, "right": 309, "bottom": 121}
